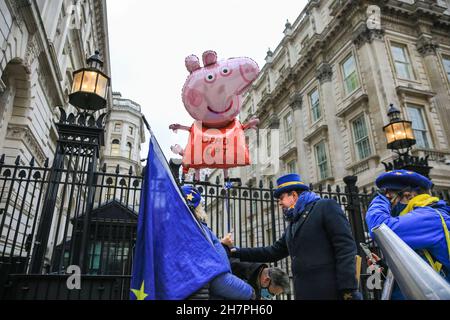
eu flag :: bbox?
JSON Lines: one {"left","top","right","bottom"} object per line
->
{"left": 130, "top": 135, "right": 229, "bottom": 300}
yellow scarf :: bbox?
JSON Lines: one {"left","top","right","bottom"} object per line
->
{"left": 399, "top": 194, "right": 440, "bottom": 216}
{"left": 398, "top": 194, "right": 449, "bottom": 273}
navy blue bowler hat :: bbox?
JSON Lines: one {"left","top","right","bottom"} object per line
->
{"left": 376, "top": 170, "right": 432, "bottom": 191}
{"left": 273, "top": 173, "right": 309, "bottom": 199}
{"left": 181, "top": 185, "right": 202, "bottom": 208}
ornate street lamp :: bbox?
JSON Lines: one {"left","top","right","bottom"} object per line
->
{"left": 31, "top": 51, "right": 110, "bottom": 274}
{"left": 383, "top": 104, "right": 416, "bottom": 151}
{"left": 382, "top": 104, "right": 432, "bottom": 178}
{"left": 69, "top": 50, "right": 110, "bottom": 111}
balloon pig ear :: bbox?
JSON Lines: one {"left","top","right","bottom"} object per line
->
{"left": 185, "top": 55, "right": 201, "bottom": 73}
{"left": 202, "top": 50, "right": 217, "bottom": 66}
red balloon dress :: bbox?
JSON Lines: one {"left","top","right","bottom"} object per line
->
{"left": 182, "top": 119, "right": 250, "bottom": 171}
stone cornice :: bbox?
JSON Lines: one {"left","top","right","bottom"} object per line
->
{"left": 304, "top": 123, "right": 328, "bottom": 143}
{"left": 416, "top": 35, "right": 439, "bottom": 56}
{"left": 382, "top": 0, "right": 448, "bottom": 20}
{"left": 316, "top": 63, "right": 333, "bottom": 84}
{"left": 289, "top": 93, "right": 303, "bottom": 110}
{"left": 352, "top": 23, "right": 385, "bottom": 49}
{"left": 267, "top": 114, "right": 280, "bottom": 130}
{"left": 336, "top": 93, "right": 369, "bottom": 118}
{"left": 396, "top": 85, "right": 435, "bottom": 100}
{"left": 6, "top": 125, "right": 47, "bottom": 165}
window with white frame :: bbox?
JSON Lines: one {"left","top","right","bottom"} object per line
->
{"left": 315, "top": 141, "right": 329, "bottom": 181}
{"left": 114, "top": 122, "right": 122, "bottom": 132}
{"left": 309, "top": 88, "right": 321, "bottom": 122}
{"left": 287, "top": 160, "right": 297, "bottom": 174}
{"left": 111, "top": 139, "right": 120, "bottom": 156}
{"left": 284, "top": 112, "right": 293, "bottom": 143}
{"left": 126, "top": 142, "right": 133, "bottom": 159}
{"left": 266, "top": 130, "right": 271, "bottom": 158}
{"left": 406, "top": 104, "right": 431, "bottom": 149}
{"left": 341, "top": 54, "right": 360, "bottom": 94}
{"left": 443, "top": 55, "right": 450, "bottom": 83}
{"left": 128, "top": 126, "right": 134, "bottom": 136}
{"left": 352, "top": 115, "right": 372, "bottom": 160}
{"left": 391, "top": 43, "right": 414, "bottom": 80}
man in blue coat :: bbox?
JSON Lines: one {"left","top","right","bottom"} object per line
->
{"left": 181, "top": 185, "right": 255, "bottom": 300}
{"left": 366, "top": 170, "right": 450, "bottom": 299}
{"left": 230, "top": 174, "right": 361, "bottom": 300}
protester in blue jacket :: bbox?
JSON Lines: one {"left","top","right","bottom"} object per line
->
{"left": 181, "top": 185, "right": 255, "bottom": 300}
{"left": 366, "top": 170, "right": 450, "bottom": 299}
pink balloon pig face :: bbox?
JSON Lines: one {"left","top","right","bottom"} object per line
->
{"left": 182, "top": 51, "right": 259, "bottom": 127}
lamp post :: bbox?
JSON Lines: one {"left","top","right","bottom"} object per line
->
{"left": 382, "top": 104, "right": 432, "bottom": 178}
{"left": 30, "top": 51, "right": 110, "bottom": 274}
{"left": 69, "top": 50, "right": 110, "bottom": 111}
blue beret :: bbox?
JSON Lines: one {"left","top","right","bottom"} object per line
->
{"left": 376, "top": 170, "right": 432, "bottom": 191}
{"left": 273, "top": 173, "right": 309, "bottom": 198}
{"left": 181, "top": 185, "right": 202, "bottom": 208}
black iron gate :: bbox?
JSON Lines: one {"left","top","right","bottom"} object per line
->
{"left": 1, "top": 145, "right": 449, "bottom": 299}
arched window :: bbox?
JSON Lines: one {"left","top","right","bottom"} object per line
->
{"left": 126, "top": 142, "right": 132, "bottom": 159}
{"left": 111, "top": 139, "right": 120, "bottom": 156}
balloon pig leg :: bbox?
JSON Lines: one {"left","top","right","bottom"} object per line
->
{"left": 194, "top": 169, "right": 200, "bottom": 182}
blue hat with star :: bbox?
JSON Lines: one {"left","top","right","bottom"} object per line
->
{"left": 273, "top": 173, "right": 309, "bottom": 199}
{"left": 181, "top": 185, "right": 202, "bottom": 208}
{"left": 376, "top": 170, "right": 432, "bottom": 191}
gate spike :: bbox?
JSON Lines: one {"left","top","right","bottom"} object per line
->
{"left": 0, "top": 154, "right": 4, "bottom": 165}
{"left": 102, "top": 163, "right": 107, "bottom": 173}
{"left": 29, "top": 157, "right": 35, "bottom": 167}
{"left": 116, "top": 164, "right": 120, "bottom": 174}
{"left": 129, "top": 166, "right": 133, "bottom": 175}
{"left": 44, "top": 158, "right": 49, "bottom": 168}
{"left": 58, "top": 107, "right": 67, "bottom": 123}
{"left": 15, "top": 155, "right": 20, "bottom": 165}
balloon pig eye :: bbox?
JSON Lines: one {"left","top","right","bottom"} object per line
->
{"left": 205, "top": 73, "right": 216, "bottom": 83}
{"left": 220, "top": 67, "right": 232, "bottom": 77}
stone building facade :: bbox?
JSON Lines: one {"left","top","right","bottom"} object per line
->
{"left": 0, "top": 0, "right": 112, "bottom": 165}
{"left": 102, "top": 92, "right": 146, "bottom": 176}
{"left": 0, "top": 1, "right": 145, "bottom": 269}
{"left": 229, "top": 0, "right": 450, "bottom": 191}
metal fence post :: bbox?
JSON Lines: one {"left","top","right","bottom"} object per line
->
{"left": 343, "top": 175, "right": 366, "bottom": 252}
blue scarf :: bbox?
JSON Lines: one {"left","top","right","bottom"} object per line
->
{"left": 284, "top": 191, "right": 321, "bottom": 222}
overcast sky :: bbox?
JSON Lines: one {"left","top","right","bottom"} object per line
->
{"left": 107, "top": 0, "right": 308, "bottom": 160}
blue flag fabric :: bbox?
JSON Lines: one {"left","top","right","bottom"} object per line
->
{"left": 130, "top": 135, "right": 229, "bottom": 300}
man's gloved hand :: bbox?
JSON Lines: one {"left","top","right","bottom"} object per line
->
{"left": 229, "top": 246, "right": 240, "bottom": 258}
{"left": 341, "top": 290, "right": 363, "bottom": 300}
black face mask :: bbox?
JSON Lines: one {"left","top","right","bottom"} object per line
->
{"left": 391, "top": 202, "right": 407, "bottom": 217}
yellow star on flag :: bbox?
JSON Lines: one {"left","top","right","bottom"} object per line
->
{"left": 186, "top": 193, "right": 194, "bottom": 201}
{"left": 131, "top": 281, "right": 148, "bottom": 300}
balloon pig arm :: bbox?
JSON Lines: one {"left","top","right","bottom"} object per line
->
{"left": 169, "top": 124, "right": 191, "bottom": 132}
{"left": 170, "top": 144, "right": 185, "bottom": 156}
{"left": 243, "top": 118, "right": 260, "bottom": 131}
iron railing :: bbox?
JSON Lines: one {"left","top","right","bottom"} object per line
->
{"left": 1, "top": 153, "right": 449, "bottom": 300}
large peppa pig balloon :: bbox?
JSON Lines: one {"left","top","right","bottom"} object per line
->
{"left": 170, "top": 50, "right": 260, "bottom": 181}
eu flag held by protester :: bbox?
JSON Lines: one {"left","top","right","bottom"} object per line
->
{"left": 130, "top": 135, "right": 229, "bottom": 300}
